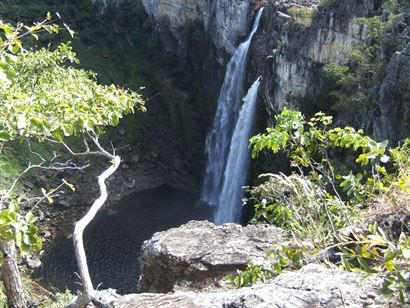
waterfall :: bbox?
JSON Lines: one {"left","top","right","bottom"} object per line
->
{"left": 214, "top": 77, "right": 261, "bottom": 224}
{"left": 201, "top": 8, "right": 264, "bottom": 223}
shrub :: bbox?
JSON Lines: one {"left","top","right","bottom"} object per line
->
{"left": 244, "top": 109, "right": 410, "bottom": 302}
{"left": 248, "top": 173, "right": 353, "bottom": 246}
{"left": 288, "top": 6, "right": 315, "bottom": 27}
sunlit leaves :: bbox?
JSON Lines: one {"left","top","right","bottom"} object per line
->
{"left": 0, "top": 16, "right": 144, "bottom": 143}
{"left": 0, "top": 43, "right": 144, "bottom": 142}
{"left": 0, "top": 201, "right": 42, "bottom": 257}
{"left": 338, "top": 223, "right": 410, "bottom": 302}
{"left": 226, "top": 243, "right": 310, "bottom": 288}
{"left": 249, "top": 109, "right": 402, "bottom": 205}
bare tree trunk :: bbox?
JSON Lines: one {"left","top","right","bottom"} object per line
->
{"left": 68, "top": 155, "right": 121, "bottom": 308}
{"left": 0, "top": 239, "right": 26, "bottom": 308}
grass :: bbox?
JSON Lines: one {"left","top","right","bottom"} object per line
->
{"left": 0, "top": 275, "right": 72, "bottom": 307}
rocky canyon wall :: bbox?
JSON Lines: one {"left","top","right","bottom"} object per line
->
{"left": 87, "top": 0, "right": 408, "bottom": 197}
{"left": 249, "top": 0, "right": 409, "bottom": 143}
{"left": 139, "top": 0, "right": 266, "bottom": 56}
{"left": 133, "top": 0, "right": 409, "bottom": 143}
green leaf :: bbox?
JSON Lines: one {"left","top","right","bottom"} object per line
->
{"left": 63, "top": 23, "right": 75, "bottom": 38}
{"left": 357, "top": 257, "right": 377, "bottom": 273}
{"left": 51, "top": 128, "right": 64, "bottom": 142}
{"left": 341, "top": 255, "right": 351, "bottom": 271}
{"left": 385, "top": 260, "right": 394, "bottom": 272}
{"left": 25, "top": 212, "right": 37, "bottom": 225}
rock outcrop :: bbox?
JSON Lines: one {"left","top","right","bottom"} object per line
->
{"left": 137, "top": 220, "right": 286, "bottom": 293}
{"left": 112, "top": 264, "right": 391, "bottom": 307}
{"left": 91, "top": 220, "right": 393, "bottom": 307}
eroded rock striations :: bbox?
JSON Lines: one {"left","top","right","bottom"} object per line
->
{"left": 249, "top": 0, "right": 410, "bottom": 142}
{"left": 134, "top": 0, "right": 409, "bottom": 142}
{"left": 137, "top": 220, "right": 286, "bottom": 293}
{"left": 140, "top": 0, "right": 267, "bottom": 56}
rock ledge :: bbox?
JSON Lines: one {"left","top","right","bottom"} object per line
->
{"left": 137, "top": 220, "right": 286, "bottom": 293}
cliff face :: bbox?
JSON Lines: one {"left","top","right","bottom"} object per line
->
{"left": 87, "top": 0, "right": 408, "bottom": 194}
{"left": 249, "top": 0, "right": 409, "bottom": 142}
{"left": 140, "top": 0, "right": 267, "bottom": 56}
{"left": 136, "top": 0, "right": 409, "bottom": 143}
{"left": 250, "top": 1, "right": 368, "bottom": 114}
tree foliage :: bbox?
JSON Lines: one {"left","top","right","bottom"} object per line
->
{"left": 0, "top": 18, "right": 144, "bottom": 142}
{"left": 0, "top": 13, "right": 145, "bottom": 307}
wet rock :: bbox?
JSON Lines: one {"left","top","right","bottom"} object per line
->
{"left": 138, "top": 220, "right": 287, "bottom": 293}
{"left": 112, "top": 264, "right": 390, "bottom": 308}
{"left": 125, "top": 180, "right": 136, "bottom": 189}
{"left": 37, "top": 210, "right": 45, "bottom": 221}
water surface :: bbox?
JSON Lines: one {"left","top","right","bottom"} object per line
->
{"left": 37, "top": 185, "right": 212, "bottom": 294}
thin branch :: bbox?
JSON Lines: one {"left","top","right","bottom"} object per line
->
{"left": 1, "top": 162, "right": 44, "bottom": 207}
{"left": 82, "top": 138, "right": 90, "bottom": 152}
{"left": 68, "top": 155, "right": 121, "bottom": 308}
{"left": 60, "top": 141, "right": 109, "bottom": 159}
{"left": 26, "top": 139, "right": 46, "bottom": 163}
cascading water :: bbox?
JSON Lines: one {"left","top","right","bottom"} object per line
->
{"left": 201, "top": 8, "right": 264, "bottom": 223}
{"left": 215, "top": 77, "right": 261, "bottom": 224}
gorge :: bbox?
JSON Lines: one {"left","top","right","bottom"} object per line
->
{"left": 0, "top": 0, "right": 408, "bottom": 306}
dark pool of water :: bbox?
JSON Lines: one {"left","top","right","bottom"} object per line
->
{"left": 36, "top": 185, "right": 212, "bottom": 294}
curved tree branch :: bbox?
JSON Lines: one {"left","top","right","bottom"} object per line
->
{"left": 68, "top": 155, "right": 120, "bottom": 307}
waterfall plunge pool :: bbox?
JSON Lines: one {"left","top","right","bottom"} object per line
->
{"left": 35, "top": 185, "right": 212, "bottom": 294}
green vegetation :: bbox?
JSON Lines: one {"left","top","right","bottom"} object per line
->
{"left": 338, "top": 222, "right": 409, "bottom": 302}
{"left": 288, "top": 6, "right": 315, "bottom": 27}
{"left": 318, "top": 0, "right": 337, "bottom": 8}
{"left": 0, "top": 278, "right": 72, "bottom": 307}
{"left": 227, "top": 242, "right": 309, "bottom": 287}
{"left": 292, "top": 0, "right": 408, "bottom": 129}
{"left": 228, "top": 109, "right": 409, "bottom": 302}
{"left": 0, "top": 13, "right": 144, "bottom": 307}
{"left": 0, "top": 0, "right": 214, "bottom": 186}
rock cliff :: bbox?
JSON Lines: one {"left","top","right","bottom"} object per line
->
{"left": 135, "top": 0, "right": 409, "bottom": 142}
{"left": 112, "top": 265, "right": 389, "bottom": 307}
{"left": 249, "top": 0, "right": 409, "bottom": 142}
{"left": 139, "top": 0, "right": 266, "bottom": 56}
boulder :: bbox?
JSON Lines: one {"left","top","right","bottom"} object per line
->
{"left": 112, "top": 264, "right": 392, "bottom": 307}
{"left": 137, "top": 220, "right": 286, "bottom": 293}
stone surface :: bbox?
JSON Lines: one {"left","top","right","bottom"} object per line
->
{"left": 249, "top": 0, "right": 410, "bottom": 142}
{"left": 137, "top": 220, "right": 286, "bottom": 293}
{"left": 140, "top": 0, "right": 265, "bottom": 55}
{"left": 112, "top": 264, "right": 392, "bottom": 307}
